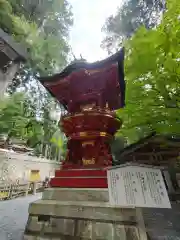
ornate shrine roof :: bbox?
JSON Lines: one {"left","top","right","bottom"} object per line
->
{"left": 39, "top": 48, "right": 125, "bottom": 111}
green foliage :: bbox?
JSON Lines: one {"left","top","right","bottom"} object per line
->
{"left": 0, "top": 93, "right": 44, "bottom": 145}
{"left": 1, "top": 0, "right": 73, "bottom": 87}
{"left": 101, "top": 0, "right": 165, "bottom": 53}
{"left": 0, "top": 0, "right": 14, "bottom": 33}
{"left": 50, "top": 129, "right": 67, "bottom": 156}
{"left": 116, "top": 0, "right": 180, "bottom": 143}
{"left": 0, "top": 93, "right": 28, "bottom": 141}
{"left": 0, "top": 92, "right": 63, "bottom": 159}
{"left": 0, "top": 0, "right": 73, "bottom": 160}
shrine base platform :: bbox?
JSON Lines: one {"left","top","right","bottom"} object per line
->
{"left": 50, "top": 168, "right": 108, "bottom": 188}
{"left": 24, "top": 188, "right": 147, "bottom": 240}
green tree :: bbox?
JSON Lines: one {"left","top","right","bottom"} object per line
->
{"left": 0, "top": 0, "right": 73, "bottom": 91}
{"left": 0, "top": 92, "right": 62, "bottom": 160}
{"left": 22, "top": 88, "right": 62, "bottom": 159}
{"left": 116, "top": 0, "right": 180, "bottom": 143}
{"left": 0, "top": 0, "right": 14, "bottom": 33}
{"left": 0, "top": 0, "right": 73, "bottom": 160}
{"left": 51, "top": 128, "right": 67, "bottom": 159}
{"left": 22, "top": 95, "right": 44, "bottom": 148}
{"left": 101, "top": 0, "right": 165, "bottom": 53}
{"left": 0, "top": 93, "right": 29, "bottom": 146}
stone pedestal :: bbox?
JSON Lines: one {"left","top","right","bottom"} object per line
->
{"left": 24, "top": 188, "right": 147, "bottom": 240}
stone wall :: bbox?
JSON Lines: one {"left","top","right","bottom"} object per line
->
{"left": 0, "top": 149, "right": 60, "bottom": 182}
{"left": 143, "top": 203, "right": 180, "bottom": 239}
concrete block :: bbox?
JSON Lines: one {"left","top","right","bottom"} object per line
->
{"left": 24, "top": 236, "right": 63, "bottom": 240}
{"left": 47, "top": 218, "right": 75, "bottom": 235}
{"left": 125, "top": 226, "right": 140, "bottom": 240}
{"left": 25, "top": 216, "right": 42, "bottom": 232}
{"left": 23, "top": 235, "right": 36, "bottom": 240}
{"left": 113, "top": 224, "right": 126, "bottom": 240}
{"left": 28, "top": 200, "right": 137, "bottom": 222}
{"left": 76, "top": 220, "right": 92, "bottom": 238}
{"left": 24, "top": 188, "right": 147, "bottom": 240}
{"left": 92, "top": 222, "right": 113, "bottom": 239}
{"left": 42, "top": 188, "right": 109, "bottom": 202}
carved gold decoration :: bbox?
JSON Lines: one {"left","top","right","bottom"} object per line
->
{"left": 82, "top": 141, "right": 94, "bottom": 147}
{"left": 81, "top": 103, "right": 96, "bottom": 111}
{"left": 82, "top": 158, "right": 95, "bottom": 165}
{"left": 100, "top": 132, "right": 107, "bottom": 137}
{"left": 64, "top": 113, "right": 84, "bottom": 120}
{"left": 80, "top": 132, "right": 87, "bottom": 137}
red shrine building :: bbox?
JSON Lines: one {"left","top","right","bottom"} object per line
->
{"left": 39, "top": 48, "right": 125, "bottom": 188}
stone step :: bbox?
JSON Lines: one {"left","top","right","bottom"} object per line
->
{"left": 42, "top": 188, "right": 109, "bottom": 202}
{"left": 25, "top": 199, "right": 140, "bottom": 240}
{"left": 24, "top": 189, "right": 147, "bottom": 240}
{"left": 24, "top": 219, "right": 139, "bottom": 240}
{"left": 28, "top": 200, "right": 137, "bottom": 222}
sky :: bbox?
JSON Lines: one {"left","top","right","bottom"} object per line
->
{"left": 68, "top": 0, "right": 123, "bottom": 62}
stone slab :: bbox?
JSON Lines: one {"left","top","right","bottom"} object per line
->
{"left": 24, "top": 215, "right": 140, "bottom": 240}
{"left": 28, "top": 200, "right": 137, "bottom": 222}
{"left": 24, "top": 236, "right": 64, "bottom": 240}
{"left": 42, "top": 188, "right": 109, "bottom": 202}
{"left": 143, "top": 203, "right": 180, "bottom": 239}
{"left": 24, "top": 188, "right": 147, "bottom": 240}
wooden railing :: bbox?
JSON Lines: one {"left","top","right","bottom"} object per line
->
{"left": 0, "top": 181, "right": 44, "bottom": 200}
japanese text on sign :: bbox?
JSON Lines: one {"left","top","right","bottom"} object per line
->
{"left": 107, "top": 166, "right": 171, "bottom": 208}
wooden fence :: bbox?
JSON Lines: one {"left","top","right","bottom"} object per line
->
{"left": 0, "top": 181, "right": 43, "bottom": 200}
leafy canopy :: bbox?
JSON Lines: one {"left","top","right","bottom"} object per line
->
{"left": 0, "top": 0, "right": 73, "bottom": 77}
{"left": 101, "top": 0, "right": 165, "bottom": 53}
{"left": 0, "top": 0, "right": 73, "bottom": 159}
{"left": 116, "top": 0, "right": 180, "bottom": 143}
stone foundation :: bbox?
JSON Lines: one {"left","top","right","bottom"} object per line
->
{"left": 24, "top": 188, "right": 147, "bottom": 240}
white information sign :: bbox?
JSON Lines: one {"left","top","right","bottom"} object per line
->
{"left": 107, "top": 165, "right": 171, "bottom": 208}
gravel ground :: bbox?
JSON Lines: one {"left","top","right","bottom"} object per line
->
{"left": 0, "top": 193, "right": 41, "bottom": 240}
